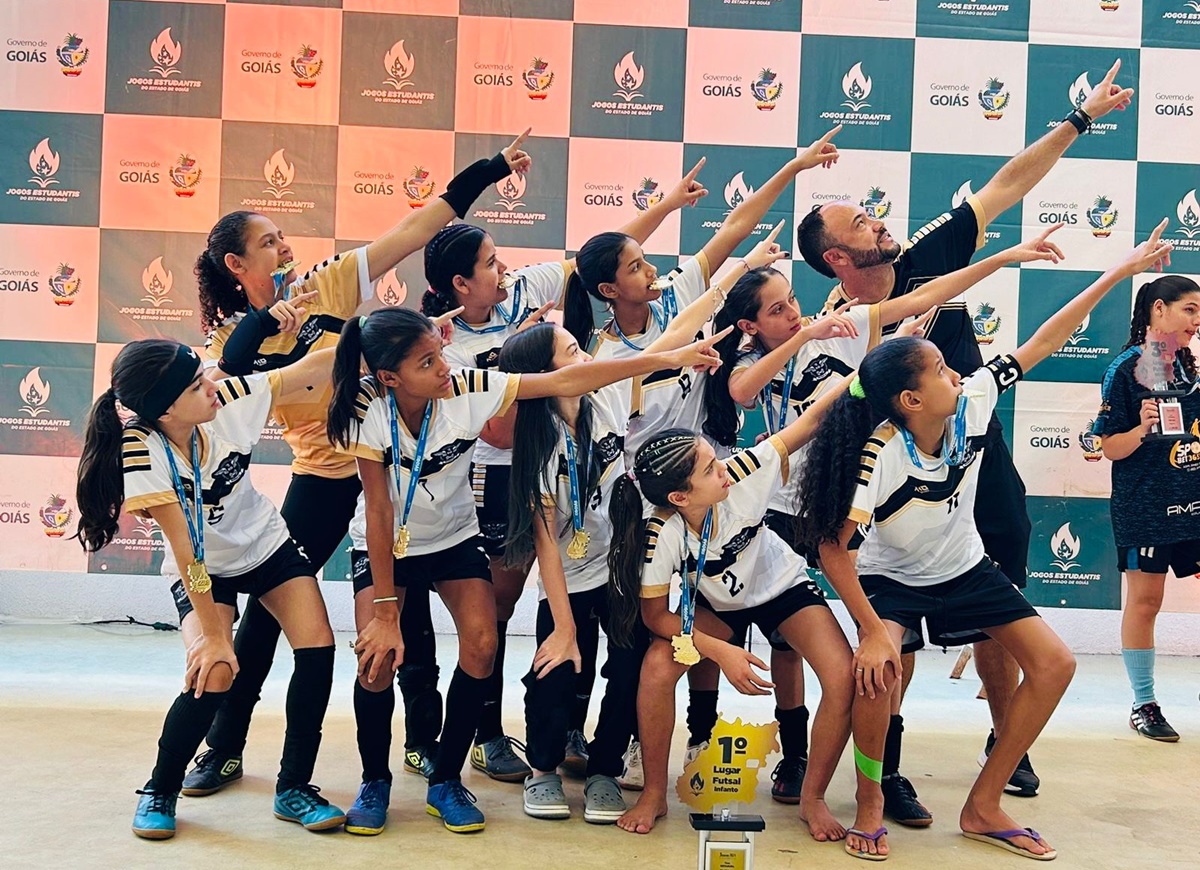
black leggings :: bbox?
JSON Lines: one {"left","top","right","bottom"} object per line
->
{"left": 522, "top": 585, "right": 648, "bottom": 777}
{"left": 205, "top": 473, "right": 361, "bottom": 757}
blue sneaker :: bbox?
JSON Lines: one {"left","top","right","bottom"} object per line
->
{"left": 345, "top": 779, "right": 391, "bottom": 836}
{"left": 273, "top": 784, "right": 347, "bottom": 832}
{"left": 132, "top": 787, "right": 178, "bottom": 840}
{"left": 426, "top": 780, "right": 486, "bottom": 833}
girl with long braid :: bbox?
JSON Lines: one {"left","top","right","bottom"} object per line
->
{"left": 176, "top": 132, "right": 533, "bottom": 804}
{"left": 416, "top": 164, "right": 709, "bottom": 784}
{"left": 1094, "top": 269, "right": 1199, "bottom": 742}
{"left": 796, "top": 229, "right": 1171, "bottom": 861}
{"left": 326, "top": 306, "right": 723, "bottom": 834}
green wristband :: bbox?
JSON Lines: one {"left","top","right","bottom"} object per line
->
{"left": 854, "top": 745, "right": 883, "bottom": 783}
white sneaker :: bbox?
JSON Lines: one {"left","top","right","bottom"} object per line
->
{"left": 617, "top": 740, "right": 644, "bottom": 791}
{"left": 684, "top": 739, "right": 709, "bottom": 768}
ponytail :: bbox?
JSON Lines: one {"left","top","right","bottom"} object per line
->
{"left": 702, "top": 267, "right": 776, "bottom": 448}
{"left": 563, "top": 231, "right": 633, "bottom": 349}
{"left": 327, "top": 316, "right": 366, "bottom": 450}
{"left": 75, "top": 389, "right": 125, "bottom": 552}
{"left": 197, "top": 210, "right": 256, "bottom": 333}
{"left": 422, "top": 223, "right": 487, "bottom": 318}
{"left": 562, "top": 270, "right": 596, "bottom": 350}
{"left": 1125, "top": 275, "right": 1199, "bottom": 381}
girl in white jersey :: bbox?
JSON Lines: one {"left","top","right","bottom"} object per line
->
{"left": 692, "top": 231, "right": 1066, "bottom": 802}
{"left": 325, "top": 306, "right": 723, "bottom": 835}
{"left": 605, "top": 378, "right": 856, "bottom": 840}
{"left": 796, "top": 228, "right": 1173, "bottom": 861}
{"left": 75, "top": 340, "right": 344, "bottom": 840}
{"left": 415, "top": 165, "right": 708, "bottom": 784}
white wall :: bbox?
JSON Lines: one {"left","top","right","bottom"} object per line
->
{"left": 3, "top": 568, "right": 1199, "bottom": 656}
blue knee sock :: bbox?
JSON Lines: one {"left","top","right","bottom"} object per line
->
{"left": 1121, "top": 648, "right": 1156, "bottom": 707}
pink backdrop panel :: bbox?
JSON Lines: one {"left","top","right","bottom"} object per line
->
{"left": 0, "top": 226, "right": 100, "bottom": 344}
{"left": 0, "top": 0, "right": 109, "bottom": 114}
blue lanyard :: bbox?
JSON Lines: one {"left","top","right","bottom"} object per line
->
{"left": 563, "top": 424, "right": 587, "bottom": 536}
{"left": 387, "top": 392, "right": 433, "bottom": 532}
{"left": 761, "top": 355, "right": 797, "bottom": 435}
{"left": 160, "top": 430, "right": 204, "bottom": 564}
{"left": 611, "top": 285, "right": 677, "bottom": 352}
{"left": 679, "top": 508, "right": 713, "bottom": 635}
{"left": 899, "top": 392, "right": 969, "bottom": 471}
{"left": 452, "top": 275, "right": 526, "bottom": 336}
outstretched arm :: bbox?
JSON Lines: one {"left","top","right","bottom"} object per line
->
{"left": 775, "top": 373, "right": 854, "bottom": 456}
{"left": 975, "top": 60, "right": 1133, "bottom": 222}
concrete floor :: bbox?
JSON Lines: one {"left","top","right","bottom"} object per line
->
{"left": 1, "top": 624, "right": 1198, "bottom": 869}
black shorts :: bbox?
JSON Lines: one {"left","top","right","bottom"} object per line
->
{"left": 350, "top": 535, "right": 492, "bottom": 594}
{"left": 859, "top": 557, "right": 1038, "bottom": 653}
{"left": 974, "top": 430, "right": 1031, "bottom": 589}
{"left": 1118, "top": 540, "right": 1200, "bottom": 578}
{"left": 471, "top": 463, "right": 509, "bottom": 558}
{"left": 698, "top": 579, "right": 828, "bottom": 645}
{"left": 172, "top": 538, "right": 313, "bottom": 622}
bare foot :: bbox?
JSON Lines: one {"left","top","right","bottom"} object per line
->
{"left": 800, "top": 797, "right": 846, "bottom": 842}
{"left": 845, "top": 797, "right": 889, "bottom": 859}
{"left": 617, "top": 792, "right": 667, "bottom": 834}
{"left": 960, "top": 801, "right": 1053, "bottom": 857}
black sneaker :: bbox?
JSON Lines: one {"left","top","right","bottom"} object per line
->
{"left": 978, "top": 729, "right": 1040, "bottom": 797}
{"left": 1130, "top": 703, "right": 1180, "bottom": 743}
{"left": 181, "top": 749, "right": 243, "bottom": 797}
{"left": 769, "top": 755, "right": 807, "bottom": 804}
{"left": 881, "top": 773, "right": 932, "bottom": 827}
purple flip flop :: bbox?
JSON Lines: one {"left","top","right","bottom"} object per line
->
{"left": 844, "top": 826, "right": 889, "bottom": 862}
{"left": 963, "top": 827, "right": 1057, "bottom": 861}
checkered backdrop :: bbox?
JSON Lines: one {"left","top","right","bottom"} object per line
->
{"left": 3, "top": 0, "right": 1199, "bottom": 614}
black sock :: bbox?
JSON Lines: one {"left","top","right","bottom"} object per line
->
{"left": 276, "top": 645, "right": 334, "bottom": 792}
{"left": 686, "top": 689, "right": 719, "bottom": 746}
{"left": 776, "top": 704, "right": 810, "bottom": 759}
{"left": 354, "top": 680, "right": 395, "bottom": 784}
{"left": 206, "top": 597, "right": 280, "bottom": 757}
{"left": 149, "top": 690, "right": 227, "bottom": 794}
{"left": 475, "top": 622, "right": 507, "bottom": 744}
{"left": 430, "top": 666, "right": 488, "bottom": 787}
{"left": 396, "top": 663, "right": 443, "bottom": 750}
{"left": 883, "top": 714, "right": 904, "bottom": 779}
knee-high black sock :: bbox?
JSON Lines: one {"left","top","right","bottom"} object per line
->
{"left": 475, "top": 622, "right": 507, "bottom": 744}
{"left": 354, "top": 680, "right": 396, "bottom": 784}
{"left": 883, "top": 714, "right": 904, "bottom": 779}
{"left": 776, "top": 704, "right": 810, "bottom": 759}
{"left": 429, "top": 666, "right": 488, "bottom": 787}
{"left": 687, "top": 689, "right": 719, "bottom": 746}
{"left": 396, "top": 663, "right": 442, "bottom": 750}
{"left": 276, "top": 645, "right": 334, "bottom": 792}
{"left": 207, "top": 597, "right": 281, "bottom": 756}
{"left": 150, "top": 690, "right": 227, "bottom": 794}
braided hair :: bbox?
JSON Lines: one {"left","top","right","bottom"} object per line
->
{"left": 421, "top": 223, "right": 488, "bottom": 317}
{"left": 1125, "top": 275, "right": 1199, "bottom": 381}
{"left": 196, "top": 211, "right": 257, "bottom": 334}
{"left": 607, "top": 429, "right": 700, "bottom": 646}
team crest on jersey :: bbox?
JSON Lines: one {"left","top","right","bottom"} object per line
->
{"left": 593, "top": 431, "right": 623, "bottom": 468}
{"left": 473, "top": 348, "right": 501, "bottom": 369}
{"left": 860, "top": 187, "right": 891, "bottom": 220}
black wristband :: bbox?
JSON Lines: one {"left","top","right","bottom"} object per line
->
{"left": 218, "top": 306, "right": 280, "bottom": 375}
{"left": 440, "top": 152, "right": 511, "bottom": 218}
{"left": 1062, "top": 107, "right": 1091, "bottom": 135}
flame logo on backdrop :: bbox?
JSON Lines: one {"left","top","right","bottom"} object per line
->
{"left": 1066, "top": 313, "right": 1091, "bottom": 347}
{"left": 860, "top": 186, "right": 891, "bottom": 220}
{"left": 523, "top": 57, "right": 554, "bottom": 100}
{"left": 495, "top": 172, "right": 526, "bottom": 212}
{"left": 1069, "top": 72, "right": 1092, "bottom": 111}
{"left": 41, "top": 494, "right": 72, "bottom": 537}
{"left": 262, "top": 149, "right": 296, "bottom": 199}
{"left": 28, "top": 138, "right": 61, "bottom": 189}
{"left": 1176, "top": 189, "right": 1200, "bottom": 239}
{"left": 291, "top": 44, "right": 323, "bottom": 88}
{"left": 169, "top": 153, "right": 202, "bottom": 197}
{"left": 1087, "top": 195, "right": 1118, "bottom": 238}
{"left": 841, "top": 62, "right": 872, "bottom": 112}
{"left": 751, "top": 68, "right": 782, "bottom": 111}
{"left": 723, "top": 172, "right": 754, "bottom": 212}
{"left": 57, "top": 33, "right": 88, "bottom": 77}
{"left": 1079, "top": 424, "right": 1103, "bottom": 462}
{"left": 404, "top": 166, "right": 434, "bottom": 208}
{"left": 978, "top": 77, "right": 1009, "bottom": 120}
{"left": 149, "top": 27, "right": 182, "bottom": 78}
{"left": 612, "top": 51, "right": 645, "bottom": 102}
{"left": 952, "top": 179, "right": 974, "bottom": 209}
{"left": 141, "top": 257, "right": 174, "bottom": 307}
{"left": 375, "top": 269, "right": 407, "bottom": 307}
{"left": 972, "top": 302, "right": 1001, "bottom": 345}
{"left": 49, "top": 263, "right": 80, "bottom": 306}
{"left": 133, "top": 516, "right": 161, "bottom": 539}
{"left": 1049, "top": 523, "right": 1082, "bottom": 570}
{"left": 384, "top": 40, "right": 416, "bottom": 90}
{"left": 633, "top": 177, "right": 663, "bottom": 212}
{"left": 19, "top": 368, "right": 51, "bottom": 417}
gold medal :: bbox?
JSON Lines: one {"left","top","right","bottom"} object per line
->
{"left": 393, "top": 526, "right": 410, "bottom": 559}
{"left": 567, "top": 528, "right": 589, "bottom": 560}
{"left": 187, "top": 560, "right": 212, "bottom": 595}
{"left": 672, "top": 633, "right": 701, "bottom": 666}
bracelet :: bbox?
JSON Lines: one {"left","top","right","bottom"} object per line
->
{"left": 373, "top": 596, "right": 398, "bottom": 604}
{"left": 1062, "top": 107, "right": 1091, "bottom": 135}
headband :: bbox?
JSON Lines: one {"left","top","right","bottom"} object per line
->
{"left": 119, "top": 344, "right": 202, "bottom": 420}
{"left": 424, "top": 223, "right": 484, "bottom": 289}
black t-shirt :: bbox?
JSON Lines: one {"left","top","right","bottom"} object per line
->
{"left": 1095, "top": 347, "right": 1200, "bottom": 547}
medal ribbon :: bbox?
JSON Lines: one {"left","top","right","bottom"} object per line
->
{"left": 679, "top": 508, "right": 713, "bottom": 635}
{"left": 563, "top": 424, "right": 588, "bottom": 542}
{"left": 388, "top": 392, "right": 433, "bottom": 539}
{"left": 452, "top": 275, "right": 526, "bottom": 336}
{"left": 761, "top": 355, "right": 797, "bottom": 435}
{"left": 899, "top": 392, "right": 969, "bottom": 471}
{"left": 160, "top": 430, "right": 204, "bottom": 566}
{"left": 612, "top": 284, "right": 677, "bottom": 352}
